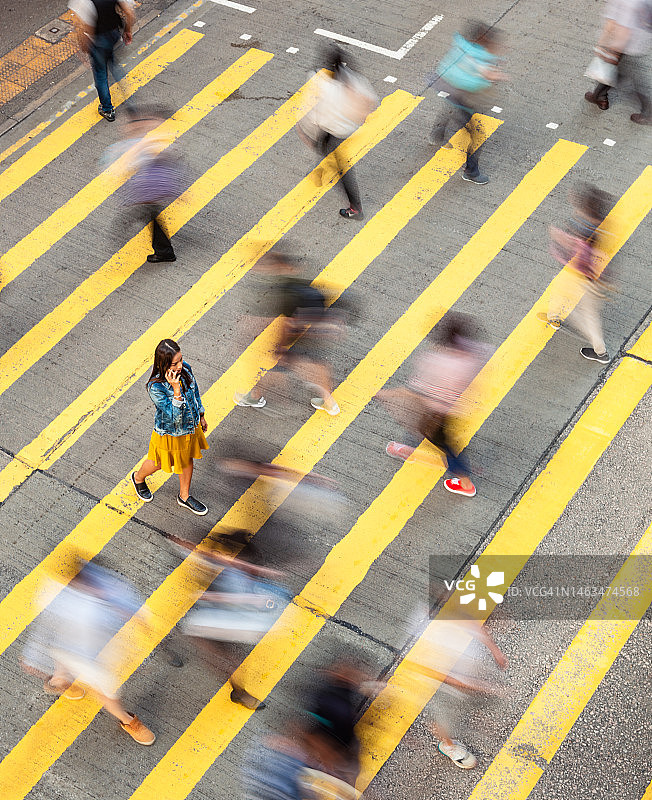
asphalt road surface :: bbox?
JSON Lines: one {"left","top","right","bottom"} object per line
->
{"left": 0, "top": 0, "right": 650, "bottom": 798}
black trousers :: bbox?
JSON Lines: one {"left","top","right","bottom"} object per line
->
{"left": 135, "top": 204, "right": 174, "bottom": 256}
{"left": 317, "top": 131, "right": 362, "bottom": 212}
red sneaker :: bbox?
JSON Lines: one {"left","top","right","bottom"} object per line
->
{"left": 443, "top": 478, "right": 476, "bottom": 497}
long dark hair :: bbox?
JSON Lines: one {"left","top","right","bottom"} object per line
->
{"left": 319, "top": 43, "right": 355, "bottom": 80}
{"left": 429, "top": 312, "right": 476, "bottom": 349}
{"left": 147, "top": 338, "right": 190, "bottom": 389}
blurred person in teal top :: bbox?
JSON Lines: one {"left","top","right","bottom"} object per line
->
{"left": 426, "top": 22, "right": 508, "bottom": 185}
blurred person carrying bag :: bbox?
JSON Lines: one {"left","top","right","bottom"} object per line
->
{"left": 585, "top": 0, "right": 652, "bottom": 90}
{"left": 585, "top": 46, "right": 620, "bottom": 85}
{"left": 180, "top": 564, "right": 290, "bottom": 644}
{"left": 296, "top": 64, "right": 378, "bottom": 149}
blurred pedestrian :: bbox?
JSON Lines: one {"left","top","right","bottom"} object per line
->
{"left": 306, "top": 661, "right": 384, "bottom": 786}
{"left": 105, "top": 109, "right": 182, "bottom": 263}
{"left": 538, "top": 182, "right": 613, "bottom": 364}
{"left": 584, "top": 0, "right": 652, "bottom": 124}
{"left": 172, "top": 536, "right": 289, "bottom": 710}
{"left": 131, "top": 338, "right": 209, "bottom": 514}
{"left": 426, "top": 22, "right": 508, "bottom": 184}
{"left": 69, "top": 0, "right": 134, "bottom": 122}
{"left": 243, "top": 726, "right": 361, "bottom": 799}
{"left": 297, "top": 45, "right": 377, "bottom": 219}
{"left": 22, "top": 560, "right": 155, "bottom": 745}
{"left": 234, "top": 252, "right": 345, "bottom": 415}
{"left": 377, "top": 314, "right": 491, "bottom": 498}
{"left": 405, "top": 614, "right": 508, "bottom": 770}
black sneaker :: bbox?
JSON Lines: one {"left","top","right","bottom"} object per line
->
{"left": 462, "top": 170, "right": 489, "bottom": 185}
{"left": 580, "top": 346, "right": 610, "bottom": 364}
{"left": 131, "top": 471, "right": 153, "bottom": 502}
{"left": 98, "top": 105, "right": 116, "bottom": 122}
{"left": 177, "top": 494, "right": 208, "bottom": 516}
{"left": 147, "top": 252, "right": 176, "bottom": 263}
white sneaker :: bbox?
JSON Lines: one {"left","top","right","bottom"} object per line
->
{"left": 234, "top": 391, "right": 266, "bottom": 408}
{"left": 438, "top": 740, "right": 478, "bottom": 769}
{"left": 310, "top": 397, "right": 340, "bottom": 416}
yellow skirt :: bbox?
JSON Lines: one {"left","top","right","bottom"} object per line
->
{"left": 147, "top": 425, "right": 208, "bottom": 474}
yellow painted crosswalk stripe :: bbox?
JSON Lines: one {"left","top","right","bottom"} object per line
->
{"left": 0, "top": 68, "right": 318, "bottom": 400}
{"left": 353, "top": 347, "right": 652, "bottom": 784}
{"left": 629, "top": 320, "right": 652, "bottom": 361}
{"left": 0, "top": 110, "right": 499, "bottom": 657}
{"left": 0, "top": 29, "right": 202, "bottom": 205}
{"left": 0, "top": 89, "right": 418, "bottom": 507}
{"left": 642, "top": 777, "right": 652, "bottom": 800}
{"left": 0, "top": 89, "right": 426, "bottom": 644}
{"left": 465, "top": 520, "right": 652, "bottom": 800}
{"left": 0, "top": 130, "right": 575, "bottom": 799}
{"left": 0, "top": 48, "right": 273, "bottom": 294}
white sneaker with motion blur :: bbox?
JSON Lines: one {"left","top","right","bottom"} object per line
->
{"left": 438, "top": 739, "right": 478, "bottom": 769}
{"left": 234, "top": 391, "right": 266, "bottom": 408}
{"left": 310, "top": 397, "right": 340, "bottom": 416}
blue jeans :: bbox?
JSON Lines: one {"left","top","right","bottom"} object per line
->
{"left": 90, "top": 31, "right": 127, "bottom": 112}
{"left": 419, "top": 412, "right": 472, "bottom": 479}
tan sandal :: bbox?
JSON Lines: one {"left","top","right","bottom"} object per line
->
{"left": 44, "top": 679, "right": 85, "bottom": 700}
{"left": 120, "top": 714, "right": 156, "bottom": 745}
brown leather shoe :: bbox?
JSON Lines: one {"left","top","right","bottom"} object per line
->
{"left": 585, "top": 90, "right": 608, "bottom": 110}
{"left": 631, "top": 113, "right": 652, "bottom": 125}
{"left": 230, "top": 682, "right": 266, "bottom": 710}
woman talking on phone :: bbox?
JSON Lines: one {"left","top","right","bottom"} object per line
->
{"left": 131, "top": 339, "right": 209, "bottom": 515}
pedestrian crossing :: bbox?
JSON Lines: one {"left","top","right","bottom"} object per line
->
{"left": 0, "top": 20, "right": 650, "bottom": 800}
{"left": 0, "top": 86, "right": 418, "bottom": 506}
{"left": 0, "top": 47, "right": 273, "bottom": 293}
{"left": 0, "top": 28, "right": 203, "bottom": 205}
{"left": 355, "top": 327, "right": 652, "bottom": 794}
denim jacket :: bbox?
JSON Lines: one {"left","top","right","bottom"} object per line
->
{"left": 148, "top": 361, "right": 205, "bottom": 437}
